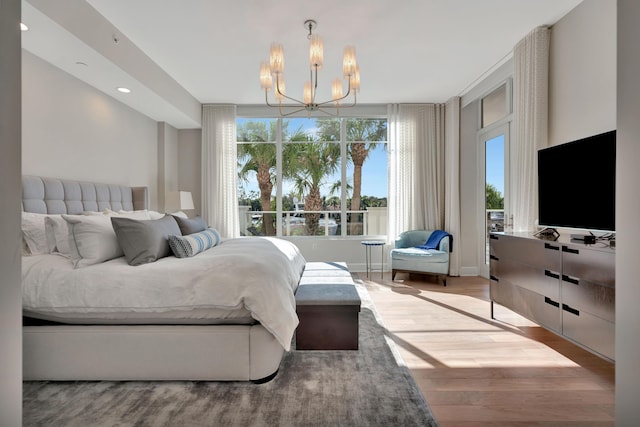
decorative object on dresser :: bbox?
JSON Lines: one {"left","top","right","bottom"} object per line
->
{"left": 489, "top": 232, "right": 615, "bottom": 361}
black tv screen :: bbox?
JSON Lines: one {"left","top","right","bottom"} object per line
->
{"left": 537, "top": 130, "right": 616, "bottom": 232}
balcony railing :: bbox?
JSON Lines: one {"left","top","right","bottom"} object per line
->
{"left": 239, "top": 207, "right": 388, "bottom": 237}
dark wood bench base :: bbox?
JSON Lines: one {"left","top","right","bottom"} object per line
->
{"left": 295, "top": 262, "right": 361, "bottom": 350}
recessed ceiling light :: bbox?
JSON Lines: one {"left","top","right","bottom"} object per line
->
{"left": 20, "top": 23, "right": 29, "bottom": 31}
{"left": 116, "top": 87, "right": 131, "bottom": 94}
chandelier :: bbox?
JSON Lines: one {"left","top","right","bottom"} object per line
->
{"left": 259, "top": 19, "right": 360, "bottom": 116}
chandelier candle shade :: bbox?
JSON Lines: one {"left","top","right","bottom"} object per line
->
{"left": 260, "top": 19, "right": 360, "bottom": 116}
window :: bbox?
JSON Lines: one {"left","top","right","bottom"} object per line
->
{"left": 481, "top": 82, "right": 509, "bottom": 128}
{"left": 237, "top": 116, "right": 388, "bottom": 237}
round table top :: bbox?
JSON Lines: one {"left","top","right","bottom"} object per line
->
{"left": 360, "top": 240, "right": 386, "bottom": 246}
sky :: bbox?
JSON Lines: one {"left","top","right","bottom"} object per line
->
{"left": 485, "top": 134, "right": 505, "bottom": 196}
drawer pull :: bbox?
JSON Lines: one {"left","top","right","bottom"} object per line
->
{"left": 562, "top": 246, "right": 580, "bottom": 254}
{"left": 544, "top": 270, "right": 560, "bottom": 280}
{"left": 562, "top": 275, "right": 580, "bottom": 285}
{"left": 490, "top": 234, "right": 499, "bottom": 240}
{"left": 544, "top": 297, "right": 560, "bottom": 308}
{"left": 544, "top": 243, "right": 560, "bottom": 251}
{"left": 490, "top": 275, "right": 499, "bottom": 282}
{"left": 490, "top": 254, "right": 499, "bottom": 261}
{"left": 562, "top": 303, "right": 580, "bottom": 316}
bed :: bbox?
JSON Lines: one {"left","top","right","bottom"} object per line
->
{"left": 21, "top": 175, "right": 306, "bottom": 382}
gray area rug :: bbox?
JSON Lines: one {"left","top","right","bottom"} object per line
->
{"left": 23, "top": 280, "right": 437, "bottom": 426}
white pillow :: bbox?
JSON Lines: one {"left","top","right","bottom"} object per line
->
{"left": 22, "top": 212, "right": 50, "bottom": 255}
{"left": 104, "top": 208, "right": 152, "bottom": 220}
{"left": 63, "top": 214, "right": 123, "bottom": 268}
{"left": 148, "top": 210, "right": 165, "bottom": 220}
{"left": 44, "top": 215, "right": 71, "bottom": 256}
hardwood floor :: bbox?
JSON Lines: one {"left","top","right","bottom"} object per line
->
{"left": 362, "top": 273, "right": 615, "bottom": 426}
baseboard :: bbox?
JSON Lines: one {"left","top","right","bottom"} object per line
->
{"left": 459, "top": 266, "right": 479, "bottom": 276}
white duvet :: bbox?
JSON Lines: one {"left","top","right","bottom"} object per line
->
{"left": 22, "top": 237, "right": 306, "bottom": 350}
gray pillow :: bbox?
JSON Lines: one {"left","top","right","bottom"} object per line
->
{"left": 111, "top": 215, "right": 181, "bottom": 266}
{"left": 172, "top": 215, "right": 207, "bottom": 235}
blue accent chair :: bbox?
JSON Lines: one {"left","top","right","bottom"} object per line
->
{"left": 390, "top": 230, "right": 450, "bottom": 286}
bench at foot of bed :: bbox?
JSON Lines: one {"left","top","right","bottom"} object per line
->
{"left": 295, "top": 262, "right": 361, "bottom": 350}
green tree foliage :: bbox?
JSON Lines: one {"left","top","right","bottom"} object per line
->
{"left": 486, "top": 183, "right": 504, "bottom": 209}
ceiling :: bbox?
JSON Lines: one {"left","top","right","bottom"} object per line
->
{"left": 21, "top": 0, "right": 583, "bottom": 128}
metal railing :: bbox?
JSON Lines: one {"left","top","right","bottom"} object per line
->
{"left": 239, "top": 207, "right": 388, "bottom": 237}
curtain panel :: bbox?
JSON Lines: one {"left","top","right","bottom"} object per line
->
{"left": 201, "top": 104, "right": 240, "bottom": 238}
{"left": 389, "top": 102, "right": 460, "bottom": 276}
{"left": 511, "top": 26, "right": 550, "bottom": 232}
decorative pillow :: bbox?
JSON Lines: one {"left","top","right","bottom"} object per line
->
{"left": 63, "top": 214, "right": 124, "bottom": 268}
{"left": 168, "top": 228, "right": 221, "bottom": 258}
{"left": 172, "top": 211, "right": 188, "bottom": 219}
{"left": 111, "top": 215, "right": 182, "bottom": 266}
{"left": 44, "top": 215, "right": 71, "bottom": 256}
{"left": 21, "top": 212, "right": 51, "bottom": 255}
{"left": 172, "top": 215, "right": 207, "bottom": 235}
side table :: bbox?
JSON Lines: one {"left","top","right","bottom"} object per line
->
{"left": 361, "top": 240, "right": 386, "bottom": 280}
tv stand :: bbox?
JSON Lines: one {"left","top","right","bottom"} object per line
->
{"left": 489, "top": 232, "right": 615, "bottom": 361}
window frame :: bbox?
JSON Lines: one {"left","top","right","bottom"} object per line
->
{"left": 236, "top": 108, "right": 388, "bottom": 239}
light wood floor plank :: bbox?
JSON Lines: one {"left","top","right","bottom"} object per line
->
{"left": 363, "top": 273, "right": 615, "bottom": 426}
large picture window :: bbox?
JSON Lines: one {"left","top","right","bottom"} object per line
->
{"left": 237, "top": 117, "right": 387, "bottom": 237}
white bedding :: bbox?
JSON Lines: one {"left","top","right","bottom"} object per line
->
{"left": 22, "top": 236, "right": 306, "bottom": 350}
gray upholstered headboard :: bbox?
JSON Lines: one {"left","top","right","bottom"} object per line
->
{"left": 22, "top": 175, "right": 149, "bottom": 214}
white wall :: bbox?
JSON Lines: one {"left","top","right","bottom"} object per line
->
{"left": 549, "top": 0, "right": 617, "bottom": 146}
{"left": 616, "top": 1, "right": 640, "bottom": 423}
{"left": 459, "top": 100, "right": 480, "bottom": 275}
{"left": 177, "top": 128, "right": 202, "bottom": 214}
{"left": 0, "top": 0, "right": 22, "bottom": 424}
{"left": 22, "top": 50, "right": 160, "bottom": 209}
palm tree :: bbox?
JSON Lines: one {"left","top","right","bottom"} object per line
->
{"left": 237, "top": 120, "right": 277, "bottom": 235}
{"left": 345, "top": 118, "right": 387, "bottom": 220}
{"left": 317, "top": 118, "right": 387, "bottom": 234}
{"left": 286, "top": 140, "right": 340, "bottom": 235}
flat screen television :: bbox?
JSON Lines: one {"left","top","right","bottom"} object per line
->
{"left": 537, "top": 130, "right": 616, "bottom": 232}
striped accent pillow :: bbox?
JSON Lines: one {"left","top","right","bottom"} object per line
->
{"left": 168, "top": 228, "right": 221, "bottom": 258}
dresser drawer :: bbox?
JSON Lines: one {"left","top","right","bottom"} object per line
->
{"left": 562, "top": 245, "right": 615, "bottom": 288}
{"left": 561, "top": 279, "right": 614, "bottom": 322}
{"left": 562, "top": 303, "right": 614, "bottom": 360}
{"left": 490, "top": 234, "right": 561, "bottom": 271}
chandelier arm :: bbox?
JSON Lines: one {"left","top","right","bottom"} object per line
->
{"left": 279, "top": 107, "right": 309, "bottom": 117}
{"left": 317, "top": 108, "right": 339, "bottom": 117}
{"left": 312, "top": 65, "right": 318, "bottom": 104}
{"left": 315, "top": 77, "right": 352, "bottom": 107}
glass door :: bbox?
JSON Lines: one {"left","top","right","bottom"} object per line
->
{"left": 478, "top": 124, "right": 509, "bottom": 278}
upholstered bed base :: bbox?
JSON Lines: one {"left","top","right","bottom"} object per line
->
{"left": 21, "top": 175, "right": 286, "bottom": 382}
{"left": 23, "top": 324, "right": 284, "bottom": 382}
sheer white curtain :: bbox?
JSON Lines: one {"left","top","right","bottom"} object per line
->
{"left": 511, "top": 26, "right": 550, "bottom": 232}
{"left": 201, "top": 104, "right": 240, "bottom": 238}
{"left": 388, "top": 103, "right": 446, "bottom": 236}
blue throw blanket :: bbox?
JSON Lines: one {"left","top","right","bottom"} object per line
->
{"left": 416, "top": 230, "right": 453, "bottom": 252}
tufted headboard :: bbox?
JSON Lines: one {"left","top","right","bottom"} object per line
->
{"left": 22, "top": 175, "right": 149, "bottom": 214}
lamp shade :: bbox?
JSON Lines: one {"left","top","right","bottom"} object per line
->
{"left": 167, "top": 191, "right": 195, "bottom": 212}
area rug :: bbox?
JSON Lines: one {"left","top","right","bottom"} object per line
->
{"left": 23, "top": 279, "right": 437, "bottom": 427}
